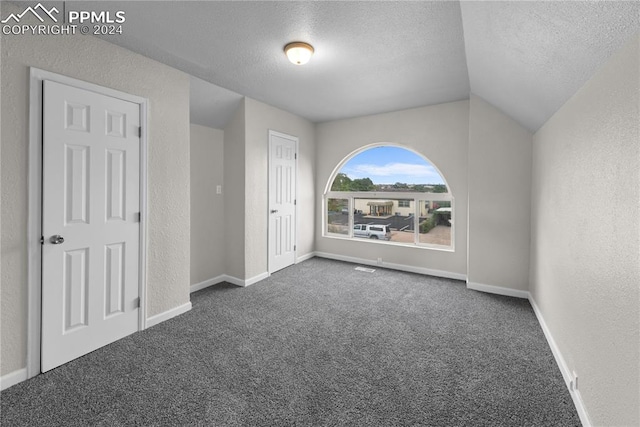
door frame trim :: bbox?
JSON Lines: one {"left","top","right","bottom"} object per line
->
{"left": 267, "top": 130, "right": 299, "bottom": 274}
{"left": 27, "top": 68, "right": 149, "bottom": 378}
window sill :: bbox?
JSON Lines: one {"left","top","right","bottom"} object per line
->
{"left": 322, "top": 233, "right": 455, "bottom": 253}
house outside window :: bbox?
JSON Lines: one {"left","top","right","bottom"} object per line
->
{"left": 324, "top": 145, "right": 453, "bottom": 250}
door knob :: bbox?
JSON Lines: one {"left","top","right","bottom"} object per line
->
{"left": 49, "top": 235, "right": 65, "bottom": 245}
{"left": 270, "top": 209, "right": 278, "bottom": 214}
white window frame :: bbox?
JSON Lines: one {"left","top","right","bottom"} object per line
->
{"left": 323, "top": 143, "right": 454, "bottom": 251}
{"left": 324, "top": 191, "right": 454, "bottom": 251}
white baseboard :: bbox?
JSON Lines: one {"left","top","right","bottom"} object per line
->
{"left": 191, "top": 262, "right": 318, "bottom": 292}
{"left": 314, "top": 251, "right": 467, "bottom": 281}
{"left": 194, "top": 265, "right": 322, "bottom": 291}
{"left": 222, "top": 275, "right": 245, "bottom": 287}
{"left": 466, "top": 281, "right": 530, "bottom": 299}
{"left": 245, "top": 271, "right": 269, "bottom": 286}
{"left": 146, "top": 302, "right": 192, "bottom": 328}
{"left": 219, "top": 272, "right": 270, "bottom": 288}
{"left": 3, "top": 303, "right": 195, "bottom": 389}
{"left": 529, "top": 296, "right": 592, "bottom": 427}
{"left": 190, "top": 275, "right": 226, "bottom": 293}
{"left": 1, "top": 368, "right": 28, "bottom": 391}
{"left": 296, "top": 252, "right": 315, "bottom": 263}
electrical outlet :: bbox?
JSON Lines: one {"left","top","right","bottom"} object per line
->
{"left": 377, "top": 257, "right": 383, "bottom": 265}
{"left": 570, "top": 371, "right": 579, "bottom": 391}
{"left": 216, "top": 185, "right": 222, "bottom": 194}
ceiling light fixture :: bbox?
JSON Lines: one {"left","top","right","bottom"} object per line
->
{"left": 284, "top": 41, "right": 314, "bottom": 65}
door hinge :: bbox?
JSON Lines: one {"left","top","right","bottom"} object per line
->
{"left": 134, "top": 297, "right": 140, "bottom": 308}
{"left": 295, "top": 153, "right": 297, "bottom": 159}
{"left": 138, "top": 127, "right": 142, "bottom": 138}
{"left": 294, "top": 199, "right": 297, "bottom": 206}
{"left": 40, "top": 236, "right": 44, "bottom": 244}
{"left": 137, "top": 212, "right": 141, "bottom": 222}
{"left": 294, "top": 245, "right": 296, "bottom": 251}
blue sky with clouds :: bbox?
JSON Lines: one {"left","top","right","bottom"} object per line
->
{"left": 340, "top": 146, "right": 445, "bottom": 185}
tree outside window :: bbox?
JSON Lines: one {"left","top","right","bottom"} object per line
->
{"left": 324, "top": 145, "right": 453, "bottom": 250}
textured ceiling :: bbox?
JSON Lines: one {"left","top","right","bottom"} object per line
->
{"left": 72, "top": 1, "right": 639, "bottom": 130}
{"left": 79, "top": 0, "right": 470, "bottom": 127}
{"left": 460, "top": 1, "right": 639, "bottom": 131}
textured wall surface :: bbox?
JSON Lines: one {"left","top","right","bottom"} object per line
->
{"left": 315, "top": 101, "right": 469, "bottom": 276}
{"left": 468, "top": 95, "right": 532, "bottom": 291}
{"left": 530, "top": 34, "right": 639, "bottom": 426}
{"left": 1, "top": 5, "right": 191, "bottom": 375}
{"left": 190, "top": 124, "right": 225, "bottom": 284}
{"left": 244, "top": 98, "right": 316, "bottom": 280}
{"left": 223, "top": 101, "right": 246, "bottom": 280}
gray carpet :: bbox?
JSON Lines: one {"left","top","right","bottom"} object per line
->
{"left": 1, "top": 258, "right": 580, "bottom": 426}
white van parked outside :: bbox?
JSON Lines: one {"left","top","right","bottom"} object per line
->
{"left": 353, "top": 224, "right": 391, "bottom": 240}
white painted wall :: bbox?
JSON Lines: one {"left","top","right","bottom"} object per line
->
{"left": 223, "top": 100, "right": 246, "bottom": 281}
{"left": 530, "top": 34, "right": 639, "bottom": 426}
{"left": 244, "top": 98, "right": 316, "bottom": 279}
{"left": 1, "top": 7, "right": 191, "bottom": 375}
{"left": 190, "top": 124, "right": 225, "bottom": 285}
{"left": 315, "top": 101, "right": 469, "bottom": 277}
{"left": 468, "top": 95, "right": 532, "bottom": 291}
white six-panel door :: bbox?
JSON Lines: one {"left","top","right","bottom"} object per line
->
{"left": 268, "top": 131, "right": 297, "bottom": 273}
{"left": 41, "top": 80, "right": 141, "bottom": 372}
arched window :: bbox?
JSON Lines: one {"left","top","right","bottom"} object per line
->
{"left": 324, "top": 144, "right": 453, "bottom": 250}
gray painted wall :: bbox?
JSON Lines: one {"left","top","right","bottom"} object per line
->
{"left": 220, "top": 97, "right": 316, "bottom": 282}
{"left": 0, "top": 22, "right": 191, "bottom": 374}
{"left": 315, "top": 99, "right": 534, "bottom": 291}
{"left": 223, "top": 101, "right": 247, "bottom": 281}
{"left": 315, "top": 101, "right": 470, "bottom": 277}
{"left": 244, "top": 98, "right": 316, "bottom": 279}
{"left": 190, "top": 124, "right": 225, "bottom": 285}
{"left": 530, "top": 34, "right": 639, "bottom": 426}
{"left": 468, "top": 95, "right": 532, "bottom": 291}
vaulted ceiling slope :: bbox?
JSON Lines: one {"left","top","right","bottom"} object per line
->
{"left": 73, "top": 1, "right": 639, "bottom": 131}
{"left": 460, "top": 1, "right": 639, "bottom": 132}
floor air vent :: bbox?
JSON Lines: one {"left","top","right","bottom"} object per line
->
{"left": 355, "top": 266, "right": 376, "bottom": 273}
